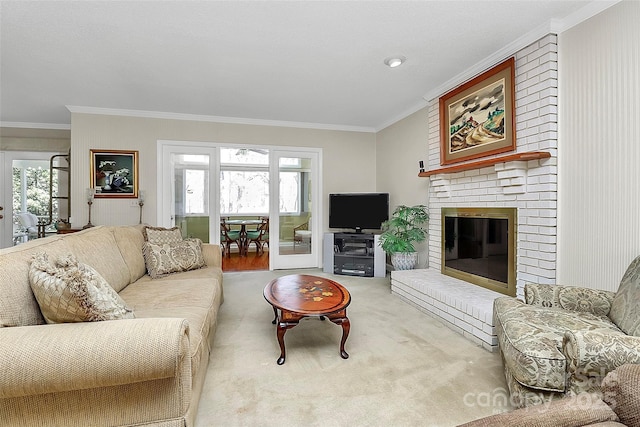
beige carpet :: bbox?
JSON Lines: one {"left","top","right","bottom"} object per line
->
{"left": 196, "top": 269, "right": 513, "bottom": 426}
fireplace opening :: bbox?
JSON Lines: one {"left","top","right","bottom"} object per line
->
{"left": 442, "top": 207, "right": 516, "bottom": 296}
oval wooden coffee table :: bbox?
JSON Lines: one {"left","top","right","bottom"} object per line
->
{"left": 263, "top": 274, "right": 351, "bottom": 365}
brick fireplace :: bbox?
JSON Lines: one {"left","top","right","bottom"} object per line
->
{"left": 391, "top": 34, "right": 559, "bottom": 351}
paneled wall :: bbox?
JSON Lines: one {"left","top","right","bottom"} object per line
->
{"left": 557, "top": 1, "right": 640, "bottom": 291}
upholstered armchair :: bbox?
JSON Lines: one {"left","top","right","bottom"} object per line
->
{"left": 494, "top": 255, "right": 640, "bottom": 408}
{"left": 17, "top": 212, "right": 40, "bottom": 240}
{"left": 293, "top": 218, "right": 311, "bottom": 249}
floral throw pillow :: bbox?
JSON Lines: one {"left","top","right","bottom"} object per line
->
{"left": 29, "top": 252, "right": 135, "bottom": 323}
{"left": 609, "top": 255, "right": 640, "bottom": 335}
{"left": 143, "top": 226, "right": 183, "bottom": 245}
{"left": 143, "top": 238, "right": 205, "bottom": 279}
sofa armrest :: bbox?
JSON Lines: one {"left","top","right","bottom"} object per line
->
{"left": 202, "top": 243, "right": 222, "bottom": 267}
{"left": 601, "top": 364, "right": 640, "bottom": 426}
{"left": 457, "top": 393, "right": 618, "bottom": 427}
{"left": 563, "top": 330, "right": 640, "bottom": 389}
{"left": 0, "top": 318, "right": 190, "bottom": 399}
{"left": 525, "top": 283, "right": 616, "bottom": 317}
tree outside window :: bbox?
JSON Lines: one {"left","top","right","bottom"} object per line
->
{"left": 12, "top": 164, "right": 58, "bottom": 224}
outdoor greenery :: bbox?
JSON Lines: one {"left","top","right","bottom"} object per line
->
{"left": 378, "top": 204, "right": 429, "bottom": 253}
{"left": 12, "top": 166, "right": 57, "bottom": 223}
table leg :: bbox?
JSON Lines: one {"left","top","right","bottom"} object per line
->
{"left": 276, "top": 320, "right": 298, "bottom": 365}
{"left": 329, "top": 315, "right": 350, "bottom": 359}
{"left": 240, "top": 225, "right": 247, "bottom": 256}
{"left": 271, "top": 306, "right": 278, "bottom": 324}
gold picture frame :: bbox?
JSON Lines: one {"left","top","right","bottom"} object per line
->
{"left": 90, "top": 149, "right": 139, "bottom": 198}
{"left": 439, "top": 57, "right": 516, "bottom": 166}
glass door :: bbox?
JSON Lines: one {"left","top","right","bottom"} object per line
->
{"left": 0, "top": 151, "right": 63, "bottom": 248}
{"left": 159, "top": 144, "right": 218, "bottom": 243}
{"left": 269, "top": 150, "right": 321, "bottom": 270}
{"left": 158, "top": 142, "right": 321, "bottom": 271}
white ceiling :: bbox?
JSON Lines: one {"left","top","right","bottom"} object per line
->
{"left": 0, "top": 1, "right": 610, "bottom": 132}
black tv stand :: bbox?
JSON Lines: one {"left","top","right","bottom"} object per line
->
{"left": 323, "top": 232, "right": 386, "bottom": 277}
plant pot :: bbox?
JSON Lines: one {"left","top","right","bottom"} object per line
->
{"left": 391, "top": 252, "right": 418, "bottom": 270}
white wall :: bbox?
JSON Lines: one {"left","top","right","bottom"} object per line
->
{"left": 0, "top": 127, "right": 70, "bottom": 152}
{"left": 376, "top": 107, "right": 429, "bottom": 208}
{"left": 557, "top": 0, "right": 640, "bottom": 291}
{"left": 69, "top": 113, "right": 376, "bottom": 229}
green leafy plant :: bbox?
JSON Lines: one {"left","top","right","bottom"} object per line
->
{"left": 379, "top": 205, "right": 429, "bottom": 253}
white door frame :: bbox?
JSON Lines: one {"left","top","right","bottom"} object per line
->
{"left": 1, "top": 151, "right": 63, "bottom": 248}
{"left": 269, "top": 149, "right": 322, "bottom": 270}
{"left": 157, "top": 140, "right": 323, "bottom": 270}
{"left": 157, "top": 142, "right": 219, "bottom": 243}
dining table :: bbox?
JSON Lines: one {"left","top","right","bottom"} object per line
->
{"left": 224, "top": 219, "right": 263, "bottom": 256}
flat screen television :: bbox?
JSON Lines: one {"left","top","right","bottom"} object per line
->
{"left": 329, "top": 193, "right": 389, "bottom": 232}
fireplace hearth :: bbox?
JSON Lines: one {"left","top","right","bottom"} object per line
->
{"left": 441, "top": 207, "right": 516, "bottom": 296}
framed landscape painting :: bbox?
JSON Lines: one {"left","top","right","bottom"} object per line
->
{"left": 439, "top": 57, "right": 515, "bottom": 166}
{"left": 90, "top": 149, "right": 139, "bottom": 198}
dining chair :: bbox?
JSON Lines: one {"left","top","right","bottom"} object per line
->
{"left": 220, "top": 219, "right": 242, "bottom": 258}
{"left": 260, "top": 216, "right": 269, "bottom": 251}
{"left": 245, "top": 217, "right": 269, "bottom": 256}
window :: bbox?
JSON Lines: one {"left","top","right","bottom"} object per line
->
{"left": 172, "top": 154, "right": 210, "bottom": 216}
{"left": 279, "top": 157, "right": 309, "bottom": 215}
{"left": 217, "top": 148, "right": 307, "bottom": 216}
{"left": 220, "top": 148, "right": 270, "bottom": 215}
{"left": 220, "top": 148, "right": 268, "bottom": 165}
{"left": 279, "top": 171, "right": 300, "bottom": 213}
{"left": 220, "top": 170, "right": 270, "bottom": 214}
{"left": 185, "top": 169, "right": 207, "bottom": 214}
{"left": 12, "top": 161, "right": 57, "bottom": 222}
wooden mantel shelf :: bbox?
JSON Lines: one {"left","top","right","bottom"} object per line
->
{"left": 418, "top": 151, "right": 551, "bottom": 177}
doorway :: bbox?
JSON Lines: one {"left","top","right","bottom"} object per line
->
{"left": 158, "top": 144, "right": 218, "bottom": 244}
{"left": 269, "top": 150, "right": 321, "bottom": 270}
{"left": 157, "top": 141, "right": 321, "bottom": 272}
{"left": 1, "top": 151, "right": 66, "bottom": 249}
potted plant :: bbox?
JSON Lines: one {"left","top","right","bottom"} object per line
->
{"left": 379, "top": 204, "right": 429, "bottom": 270}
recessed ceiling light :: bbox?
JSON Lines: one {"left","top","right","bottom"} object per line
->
{"left": 384, "top": 56, "right": 406, "bottom": 68}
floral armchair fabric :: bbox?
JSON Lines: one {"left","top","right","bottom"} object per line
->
{"left": 494, "top": 255, "right": 640, "bottom": 408}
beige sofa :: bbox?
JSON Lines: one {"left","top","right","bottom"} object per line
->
{"left": 0, "top": 225, "right": 224, "bottom": 427}
{"left": 494, "top": 255, "right": 640, "bottom": 408}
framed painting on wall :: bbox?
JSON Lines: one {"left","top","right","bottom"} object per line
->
{"left": 90, "top": 149, "right": 139, "bottom": 198}
{"left": 439, "top": 57, "right": 516, "bottom": 166}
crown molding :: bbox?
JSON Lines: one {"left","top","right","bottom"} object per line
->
{"left": 374, "top": 100, "right": 428, "bottom": 132}
{"left": 423, "top": 20, "right": 557, "bottom": 102}
{"left": 555, "top": 0, "right": 621, "bottom": 33}
{"left": 65, "top": 106, "right": 376, "bottom": 134}
{"left": 0, "top": 121, "right": 71, "bottom": 130}
{"left": 423, "top": 0, "right": 619, "bottom": 102}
